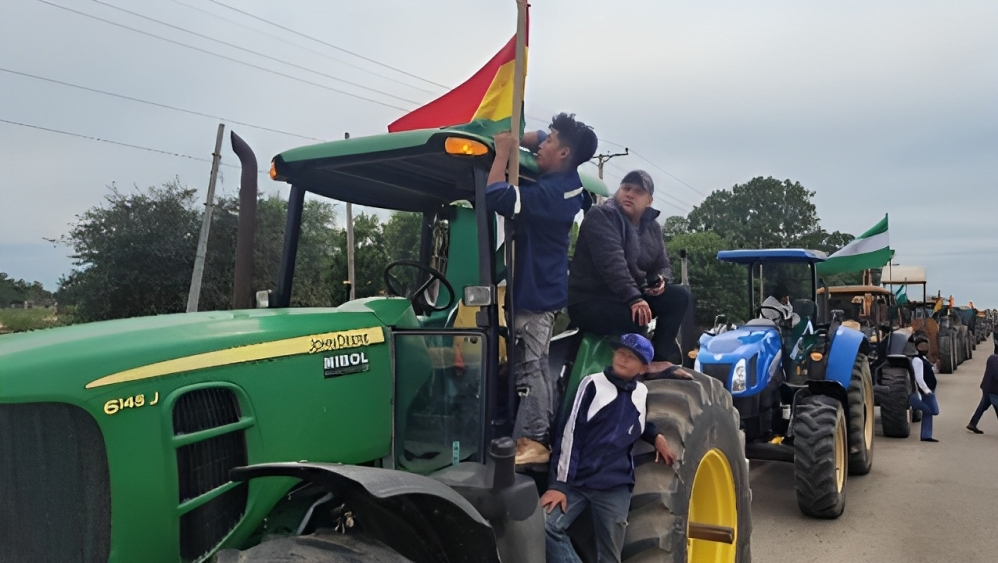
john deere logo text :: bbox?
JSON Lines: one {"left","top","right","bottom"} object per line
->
{"left": 323, "top": 352, "right": 369, "bottom": 377}
{"left": 309, "top": 329, "right": 379, "bottom": 354}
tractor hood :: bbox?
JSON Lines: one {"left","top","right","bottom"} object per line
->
{"left": 0, "top": 297, "right": 413, "bottom": 399}
{"left": 695, "top": 325, "right": 783, "bottom": 397}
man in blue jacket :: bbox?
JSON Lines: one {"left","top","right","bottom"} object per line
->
{"left": 542, "top": 333, "right": 675, "bottom": 563}
{"left": 486, "top": 112, "right": 598, "bottom": 465}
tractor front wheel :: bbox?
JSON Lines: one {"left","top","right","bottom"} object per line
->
{"left": 879, "top": 367, "right": 912, "bottom": 438}
{"left": 793, "top": 394, "right": 848, "bottom": 519}
{"left": 846, "top": 354, "right": 874, "bottom": 475}
{"left": 623, "top": 373, "right": 752, "bottom": 562}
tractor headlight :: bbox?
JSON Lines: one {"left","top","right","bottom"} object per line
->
{"left": 694, "top": 357, "right": 702, "bottom": 372}
{"left": 732, "top": 358, "right": 748, "bottom": 393}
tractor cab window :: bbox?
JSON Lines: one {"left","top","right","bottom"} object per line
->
{"left": 393, "top": 331, "right": 486, "bottom": 474}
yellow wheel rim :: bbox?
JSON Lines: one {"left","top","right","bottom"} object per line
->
{"left": 835, "top": 410, "right": 847, "bottom": 492}
{"left": 687, "top": 449, "right": 738, "bottom": 563}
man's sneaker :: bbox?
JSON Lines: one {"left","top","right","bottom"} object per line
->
{"left": 515, "top": 437, "right": 550, "bottom": 465}
{"left": 967, "top": 424, "right": 984, "bottom": 434}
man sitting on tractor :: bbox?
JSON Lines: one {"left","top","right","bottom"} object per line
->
{"left": 486, "top": 112, "right": 599, "bottom": 466}
{"left": 567, "top": 170, "right": 692, "bottom": 376}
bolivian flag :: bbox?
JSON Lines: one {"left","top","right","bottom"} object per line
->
{"left": 388, "top": 20, "right": 528, "bottom": 135}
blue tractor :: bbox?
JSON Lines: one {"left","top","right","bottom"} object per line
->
{"left": 693, "top": 249, "right": 874, "bottom": 519}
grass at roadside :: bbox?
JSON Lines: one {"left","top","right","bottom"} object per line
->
{"left": 0, "top": 308, "right": 75, "bottom": 334}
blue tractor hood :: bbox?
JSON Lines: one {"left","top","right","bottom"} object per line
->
{"left": 696, "top": 325, "right": 784, "bottom": 397}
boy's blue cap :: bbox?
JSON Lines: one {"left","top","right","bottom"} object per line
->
{"left": 611, "top": 333, "right": 654, "bottom": 365}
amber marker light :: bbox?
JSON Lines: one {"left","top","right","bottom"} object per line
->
{"left": 269, "top": 161, "right": 279, "bottom": 180}
{"left": 810, "top": 351, "right": 824, "bottom": 362}
{"left": 444, "top": 137, "right": 489, "bottom": 156}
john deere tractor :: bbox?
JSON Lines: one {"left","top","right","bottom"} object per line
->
{"left": 692, "top": 250, "right": 875, "bottom": 519}
{"left": 0, "top": 128, "right": 751, "bottom": 562}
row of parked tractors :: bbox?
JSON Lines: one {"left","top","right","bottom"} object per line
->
{"left": 910, "top": 304, "right": 995, "bottom": 374}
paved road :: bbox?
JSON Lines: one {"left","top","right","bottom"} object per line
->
{"left": 749, "top": 346, "right": 998, "bottom": 562}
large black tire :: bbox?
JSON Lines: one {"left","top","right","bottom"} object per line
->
{"left": 623, "top": 373, "right": 751, "bottom": 562}
{"left": 939, "top": 336, "right": 954, "bottom": 374}
{"left": 879, "top": 367, "right": 912, "bottom": 438}
{"left": 792, "top": 394, "right": 848, "bottom": 519}
{"left": 216, "top": 530, "right": 413, "bottom": 562}
{"left": 846, "top": 354, "right": 874, "bottom": 475}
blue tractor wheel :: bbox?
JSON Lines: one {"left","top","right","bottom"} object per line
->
{"left": 792, "top": 393, "right": 848, "bottom": 519}
{"left": 846, "top": 354, "right": 874, "bottom": 475}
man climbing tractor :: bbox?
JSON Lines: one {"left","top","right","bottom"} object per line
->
{"left": 485, "top": 113, "right": 598, "bottom": 466}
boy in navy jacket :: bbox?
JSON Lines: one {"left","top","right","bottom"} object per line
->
{"left": 542, "top": 333, "right": 675, "bottom": 563}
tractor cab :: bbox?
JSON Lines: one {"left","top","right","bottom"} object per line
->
{"left": 269, "top": 128, "right": 610, "bottom": 477}
{"left": 696, "top": 249, "right": 829, "bottom": 392}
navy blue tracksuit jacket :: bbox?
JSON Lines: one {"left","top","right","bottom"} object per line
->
{"left": 549, "top": 368, "right": 660, "bottom": 493}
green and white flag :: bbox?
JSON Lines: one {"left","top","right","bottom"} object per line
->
{"left": 816, "top": 214, "right": 893, "bottom": 276}
{"left": 894, "top": 284, "right": 908, "bottom": 305}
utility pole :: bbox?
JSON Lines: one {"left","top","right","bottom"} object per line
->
{"left": 344, "top": 132, "right": 356, "bottom": 301}
{"left": 186, "top": 123, "right": 224, "bottom": 313}
{"left": 594, "top": 148, "right": 629, "bottom": 180}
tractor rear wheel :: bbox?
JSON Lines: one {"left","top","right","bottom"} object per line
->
{"left": 793, "top": 394, "right": 848, "bottom": 519}
{"left": 623, "top": 374, "right": 751, "bottom": 562}
{"left": 879, "top": 367, "right": 912, "bottom": 438}
{"left": 939, "top": 337, "right": 954, "bottom": 374}
{"left": 846, "top": 354, "right": 874, "bottom": 475}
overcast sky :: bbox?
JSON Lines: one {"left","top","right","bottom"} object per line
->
{"left": 1, "top": 0, "right": 995, "bottom": 306}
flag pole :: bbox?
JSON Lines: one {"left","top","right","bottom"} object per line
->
{"left": 507, "top": 0, "right": 528, "bottom": 185}
{"left": 503, "top": 0, "right": 528, "bottom": 435}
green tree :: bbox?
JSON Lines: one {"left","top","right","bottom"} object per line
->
{"left": 54, "top": 181, "right": 202, "bottom": 321}
{"left": 687, "top": 177, "right": 827, "bottom": 249}
{"left": 329, "top": 212, "right": 388, "bottom": 305}
{"left": 662, "top": 215, "right": 690, "bottom": 240}
{"left": 54, "top": 181, "right": 340, "bottom": 321}
{"left": 668, "top": 231, "right": 746, "bottom": 325}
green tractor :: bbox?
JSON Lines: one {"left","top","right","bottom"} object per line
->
{"left": 1, "top": 128, "right": 751, "bottom": 562}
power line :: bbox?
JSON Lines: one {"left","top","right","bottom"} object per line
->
{"left": 600, "top": 137, "right": 707, "bottom": 198}
{"left": 33, "top": 0, "right": 409, "bottom": 111}
{"left": 0, "top": 67, "right": 324, "bottom": 142}
{"left": 204, "top": 0, "right": 449, "bottom": 89}
{"left": 167, "top": 0, "right": 438, "bottom": 95}
{"left": 0, "top": 117, "right": 264, "bottom": 173}
{"left": 87, "top": 0, "right": 418, "bottom": 105}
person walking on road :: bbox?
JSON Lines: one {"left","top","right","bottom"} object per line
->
{"left": 908, "top": 335, "right": 940, "bottom": 442}
{"left": 966, "top": 354, "right": 998, "bottom": 434}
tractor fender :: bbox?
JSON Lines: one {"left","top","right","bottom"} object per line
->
{"left": 824, "top": 326, "right": 870, "bottom": 391}
{"left": 802, "top": 379, "right": 849, "bottom": 411}
{"left": 229, "top": 462, "right": 500, "bottom": 563}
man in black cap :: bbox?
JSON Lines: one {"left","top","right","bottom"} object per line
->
{"left": 568, "top": 170, "right": 692, "bottom": 375}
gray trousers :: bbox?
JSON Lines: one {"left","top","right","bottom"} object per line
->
{"left": 512, "top": 309, "right": 556, "bottom": 444}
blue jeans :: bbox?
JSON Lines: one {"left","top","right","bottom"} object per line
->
{"left": 545, "top": 484, "right": 631, "bottom": 563}
{"left": 909, "top": 392, "right": 939, "bottom": 440}
{"left": 969, "top": 392, "right": 998, "bottom": 426}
